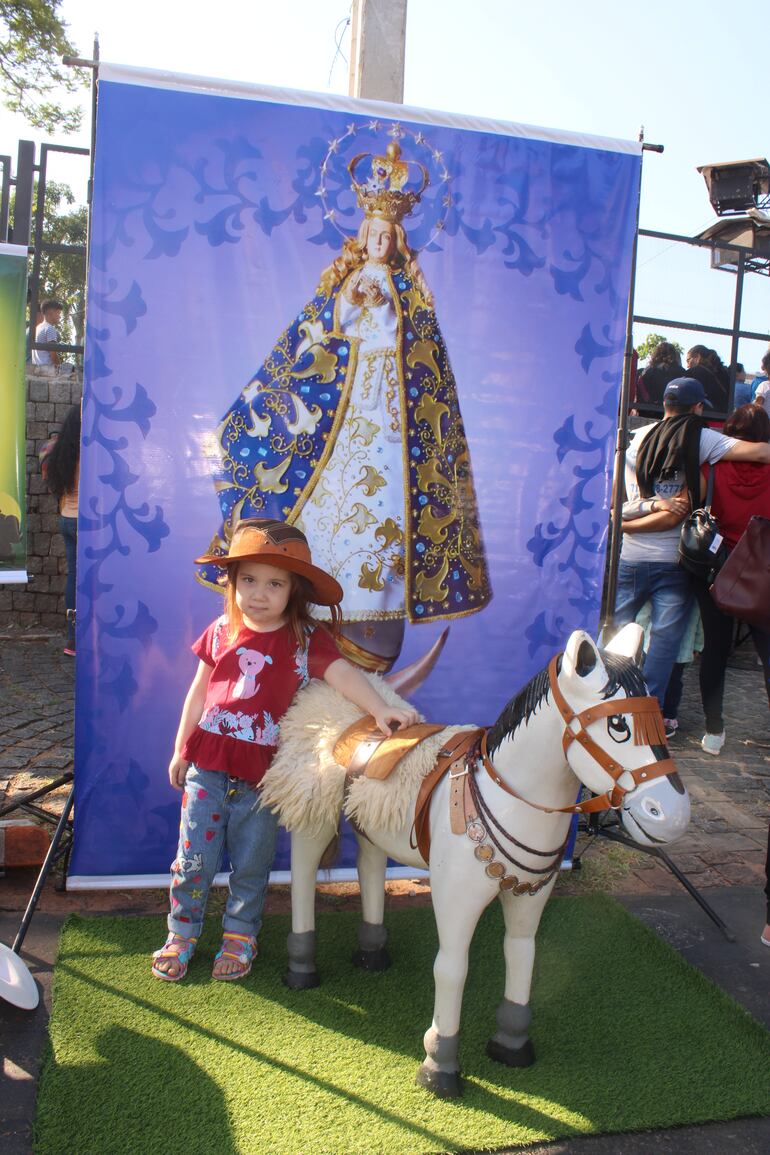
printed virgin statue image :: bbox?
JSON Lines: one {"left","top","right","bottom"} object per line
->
{"left": 200, "top": 139, "right": 491, "bottom": 671}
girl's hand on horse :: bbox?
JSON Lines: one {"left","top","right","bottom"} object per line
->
{"left": 168, "top": 754, "right": 190, "bottom": 790}
{"left": 323, "top": 659, "right": 420, "bottom": 734}
{"left": 373, "top": 705, "right": 419, "bottom": 736}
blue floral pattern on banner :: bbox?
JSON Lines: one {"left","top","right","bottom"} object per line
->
{"left": 78, "top": 287, "right": 168, "bottom": 712}
{"left": 525, "top": 370, "right": 622, "bottom": 659}
{"left": 72, "top": 75, "right": 641, "bottom": 879}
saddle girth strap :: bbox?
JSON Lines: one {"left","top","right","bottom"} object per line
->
{"left": 412, "top": 729, "right": 485, "bottom": 863}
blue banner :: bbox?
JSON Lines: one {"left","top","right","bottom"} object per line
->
{"left": 70, "top": 65, "right": 640, "bottom": 884}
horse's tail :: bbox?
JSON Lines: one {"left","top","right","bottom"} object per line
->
{"left": 319, "top": 828, "right": 341, "bottom": 870}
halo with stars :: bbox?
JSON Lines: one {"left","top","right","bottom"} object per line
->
{"left": 316, "top": 119, "right": 453, "bottom": 252}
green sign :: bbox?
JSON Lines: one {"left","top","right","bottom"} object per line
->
{"left": 0, "top": 244, "right": 29, "bottom": 581}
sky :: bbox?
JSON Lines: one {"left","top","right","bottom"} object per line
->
{"left": 3, "top": 0, "right": 769, "bottom": 370}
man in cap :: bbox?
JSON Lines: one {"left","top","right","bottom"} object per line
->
{"left": 613, "top": 376, "right": 770, "bottom": 713}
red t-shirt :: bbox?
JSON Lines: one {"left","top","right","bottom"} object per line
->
{"left": 182, "top": 615, "right": 340, "bottom": 784}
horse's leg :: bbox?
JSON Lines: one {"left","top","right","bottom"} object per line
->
{"left": 416, "top": 869, "right": 494, "bottom": 1098}
{"left": 352, "top": 833, "right": 391, "bottom": 971}
{"left": 284, "top": 822, "right": 336, "bottom": 990}
{"left": 486, "top": 889, "right": 551, "bottom": 1067}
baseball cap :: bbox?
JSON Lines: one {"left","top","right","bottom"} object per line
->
{"left": 663, "top": 377, "right": 706, "bottom": 407}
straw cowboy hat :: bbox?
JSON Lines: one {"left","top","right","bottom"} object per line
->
{"left": 195, "top": 519, "right": 343, "bottom": 607}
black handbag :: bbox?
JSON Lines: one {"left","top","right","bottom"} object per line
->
{"left": 678, "top": 468, "right": 727, "bottom": 582}
{"left": 711, "top": 515, "right": 770, "bottom": 631}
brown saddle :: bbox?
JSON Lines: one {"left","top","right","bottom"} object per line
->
{"left": 333, "top": 717, "right": 445, "bottom": 780}
{"left": 333, "top": 716, "right": 484, "bottom": 864}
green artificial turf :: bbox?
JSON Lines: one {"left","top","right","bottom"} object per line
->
{"left": 36, "top": 896, "right": 770, "bottom": 1155}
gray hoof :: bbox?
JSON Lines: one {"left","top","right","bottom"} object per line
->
{"left": 415, "top": 1063, "right": 462, "bottom": 1098}
{"left": 282, "top": 969, "right": 320, "bottom": 990}
{"left": 486, "top": 1037, "right": 535, "bottom": 1067}
{"left": 351, "top": 946, "right": 392, "bottom": 971}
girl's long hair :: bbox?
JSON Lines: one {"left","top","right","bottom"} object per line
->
{"left": 45, "top": 405, "right": 80, "bottom": 499}
{"left": 317, "top": 217, "right": 433, "bottom": 304}
{"left": 224, "top": 565, "right": 338, "bottom": 648}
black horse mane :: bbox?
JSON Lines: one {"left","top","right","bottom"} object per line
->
{"left": 486, "top": 650, "right": 648, "bottom": 757}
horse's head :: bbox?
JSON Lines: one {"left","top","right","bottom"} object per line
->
{"left": 556, "top": 626, "right": 690, "bottom": 846}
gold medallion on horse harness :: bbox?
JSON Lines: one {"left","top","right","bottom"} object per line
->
{"left": 499, "top": 874, "right": 518, "bottom": 891}
{"left": 474, "top": 844, "right": 494, "bottom": 862}
{"left": 466, "top": 821, "right": 486, "bottom": 842}
{"left": 485, "top": 861, "right": 506, "bottom": 879}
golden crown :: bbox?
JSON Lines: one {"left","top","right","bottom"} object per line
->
{"left": 348, "top": 141, "right": 429, "bottom": 223}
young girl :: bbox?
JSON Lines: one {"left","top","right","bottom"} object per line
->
{"left": 152, "top": 518, "right": 417, "bottom": 982}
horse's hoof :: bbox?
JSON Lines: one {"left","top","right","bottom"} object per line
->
{"left": 282, "top": 969, "right": 320, "bottom": 990}
{"left": 351, "top": 947, "right": 392, "bottom": 971}
{"left": 486, "top": 1037, "right": 535, "bottom": 1067}
{"left": 415, "top": 1063, "right": 462, "bottom": 1098}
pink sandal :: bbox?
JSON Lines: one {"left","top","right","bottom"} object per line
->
{"left": 212, "top": 932, "right": 258, "bottom": 981}
{"left": 151, "top": 933, "right": 197, "bottom": 981}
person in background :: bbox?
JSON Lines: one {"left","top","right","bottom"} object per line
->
{"left": 43, "top": 405, "right": 80, "bottom": 655}
{"left": 615, "top": 378, "right": 770, "bottom": 712}
{"left": 25, "top": 304, "right": 43, "bottom": 362}
{"left": 752, "top": 352, "right": 770, "bottom": 409}
{"left": 702, "top": 348, "right": 729, "bottom": 394}
{"left": 31, "top": 299, "right": 64, "bottom": 368}
{"left": 634, "top": 342, "right": 684, "bottom": 411}
{"left": 694, "top": 403, "right": 770, "bottom": 755}
{"left": 731, "top": 363, "right": 751, "bottom": 410}
{"left": 686, "top": 345, "right": 727, "bottom": 414}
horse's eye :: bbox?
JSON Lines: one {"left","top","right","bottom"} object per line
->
{"left": 607, "top": 715, "right": 631, "bottom": 743}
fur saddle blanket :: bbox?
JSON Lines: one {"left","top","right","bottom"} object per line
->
{"left": 261, "top": 673, "right": 475, "bottom": 837}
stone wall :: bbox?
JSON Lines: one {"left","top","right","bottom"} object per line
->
{"left": 0, "top": 367, "right": 83, "bottom": 632}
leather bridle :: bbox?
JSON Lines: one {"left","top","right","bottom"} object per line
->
{"left": 478, "top": 655, "right": 676, "bottom": 815}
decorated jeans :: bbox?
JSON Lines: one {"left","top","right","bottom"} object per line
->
{"left": 167, "top": 764, "right": 279, "bottom": 941}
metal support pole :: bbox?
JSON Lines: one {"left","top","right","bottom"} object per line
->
{"left": 11, "top": 140, "right": 36, "bottom": 247}
{"left": 0, "top": 154, "right": 11, "bottom": 241}
{"left": 727, "top": 251, "right": 746, "bottom": 413}
{"left": 596, "top": 826, "right": 735, "bottom": 941}
{"left": 12, "top": 784, "right": 75, "bottom": 954}
{"left": 601, "top": 147, "right": 646, "bottom": 627}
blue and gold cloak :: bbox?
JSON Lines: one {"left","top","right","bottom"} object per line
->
{"left": 201, "top": 266, "right": 491, "bottom": 624}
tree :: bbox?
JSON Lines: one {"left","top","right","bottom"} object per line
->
{"left": 636, "top": 332, "right": 684, "bottom": 363}
{"left": 0, "top": 1, "right": 88, "bottom": 133}
{"left": 15, "top": 178, "right": 87, "bottom": 352}
{"left": 35, "top": 179, "right": 87, "bottom": 347}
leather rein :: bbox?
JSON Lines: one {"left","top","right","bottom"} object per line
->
{"left": 477, "top": 655, "right": 676, "bottom": 815}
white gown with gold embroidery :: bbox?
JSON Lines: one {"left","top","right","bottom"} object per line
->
{"left": 295, "top": 261, "right": 406, "bottom": 620}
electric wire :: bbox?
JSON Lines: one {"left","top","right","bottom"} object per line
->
{"left": 328, "top": 9, "right": 352, "bottom": 88}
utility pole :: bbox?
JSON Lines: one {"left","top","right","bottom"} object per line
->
{"left": 348, "top": 0, "right": 407, "bottom": 103}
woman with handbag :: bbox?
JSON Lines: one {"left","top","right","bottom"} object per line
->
{"left": 694, "top": 403, "right": 770, "bottom": 754}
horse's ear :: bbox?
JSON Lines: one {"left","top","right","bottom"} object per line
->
{"left": 604, "top": 623, "right": 645, "bottom": 666}
{"left": 561, "top": 631, "right": 609, "bottom": 685}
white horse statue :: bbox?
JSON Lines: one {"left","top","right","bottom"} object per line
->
{"left": 261, "top": 625, "right": 689, "bottom": 1098}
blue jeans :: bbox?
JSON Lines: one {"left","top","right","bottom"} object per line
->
{"left": 613, "top": 560, "right": 694, "bottom": 706}
{"left": 59, "top": 515, "right": 77, "bottom": 649}
{"left": 168, "top": 765, "right": 279, "bottom": 940}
